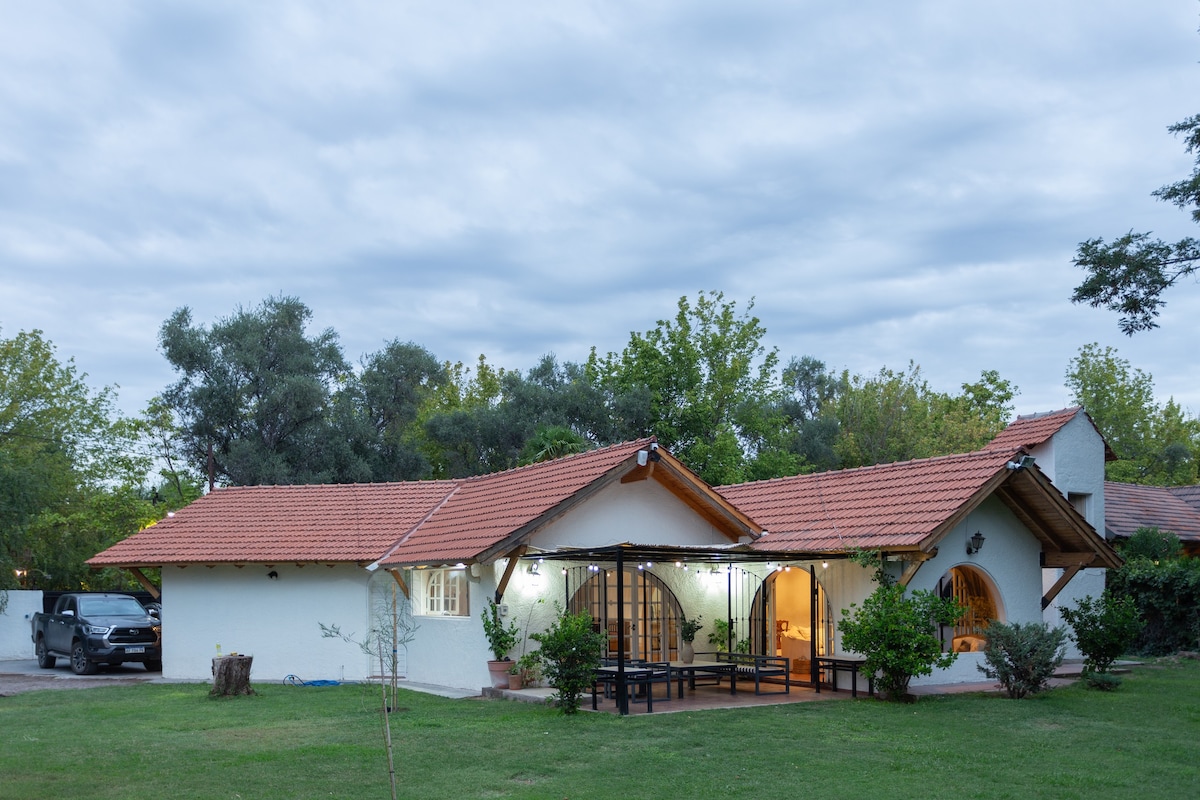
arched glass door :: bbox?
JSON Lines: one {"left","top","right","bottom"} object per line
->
{"left": 568, "top": 567, "right": 683, "bottom": 662}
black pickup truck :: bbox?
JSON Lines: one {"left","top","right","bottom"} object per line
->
{"left": 31, "top": 593, "right": 162, "bottom": 674}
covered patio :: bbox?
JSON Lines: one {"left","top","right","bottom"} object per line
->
{"left": 525, "top": 543, "right": 853, "bottom": 714}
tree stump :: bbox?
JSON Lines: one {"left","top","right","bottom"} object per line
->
{"left": 211, "top": 655, "right": 255, "bottom": 696}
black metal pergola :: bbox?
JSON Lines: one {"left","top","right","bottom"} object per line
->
{"left": 524, "top": 543, "right": 844, "bottom": 714}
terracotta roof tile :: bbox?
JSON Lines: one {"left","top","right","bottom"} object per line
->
{"left": 719, "top": 449, "right": 1016, "bottom": 552}
{"left": 1105, "top": 482, "right": 1200, "bottom": 542}
{"left": 89, "top": 439, "right": 656, "bottom": 568}
{"left": 984, "top": 407, "right": 1081, "bottom": 452}
{"left": 380, "top": 440, "right": 653, "bottom": 565}
{"left": 87, "top": 481, "right": 458, "bottom": 566}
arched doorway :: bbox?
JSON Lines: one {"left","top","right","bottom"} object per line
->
{"left": 568, "top": 567, "right": 684, "bottom": 662}
{"left": 938, "top": 565, "right": 1003, "bottom": 652}
{"left": 753, "top": 565, "right": 832, "bottom": 679}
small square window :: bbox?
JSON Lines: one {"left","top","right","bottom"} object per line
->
{"left": 419, "top": 569, "right": 469, "bottom": 617}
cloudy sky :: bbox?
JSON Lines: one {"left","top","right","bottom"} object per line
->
{"left": 2, "top": 1, "right": 1198, "bottom": 422}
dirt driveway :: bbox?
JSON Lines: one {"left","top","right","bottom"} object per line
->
{"left": 0, "top": 660, "right": 158, "bottom": 696}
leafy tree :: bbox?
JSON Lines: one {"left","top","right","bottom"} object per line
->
{"left": 837, "top": 551, "right": 964, "bottom": 701}
{"left": 159, "top": 296, "right": 358, "bottom": 485}
{"left": 827, "top": 363, "right": 1014, "bottom": 469}
{"left": 1072, "top": 114, "right": 1200, "bottom": 333}
{"left": 587, "top": 291, "right": 783, "bottom": 485}
{"left": 978, "top": 621, "right": 1067, "bottom": 699}
{"left": 838, "top": 581, "right": 964, "bottom": 701}
{"left": 344, "top": 340, "right": 448, "bottom": 481}
{"left": 1066, "top": 343, "right": 1199, "bottom": 485}
{"left": 519, "top": 425, "right": 591, "bottom": 464}
{"left": 1119, "top": 527, "right": 1184, "bottom": 562}
{"left": 0, "top": 329, "right": 154, "bottom": 589}
{"left": 1060, "top": 593, "right": 1142, "bottom": 678}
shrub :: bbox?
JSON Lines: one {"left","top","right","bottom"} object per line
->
{"left": 1083, "top": 669, "right": 1123, "bottom": 691}
{"left": 978, "top": 621, "right": 1067, "bottom": 698}
{"left": 838, "top": 582, "right": 964, "bottom": 701}
{"left": 1119, "top": 527, "right": 1183, "bottom": 562}
{"left": 1107, "top": 557, "right": 1200, "bottom": 655}
{"left": 530, "top": 605, "right": 606, "bottom": 714}
{"left": 1059, "top": 592, "right": 1141, "bottom": 674}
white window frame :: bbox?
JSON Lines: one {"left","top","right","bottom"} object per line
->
{"left": 419, "top": 568, "right": 469, "bottom": 617}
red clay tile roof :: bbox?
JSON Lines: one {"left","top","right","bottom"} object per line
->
{"left": 719, "top": 449, "right": 1017, "bottom": 552}
{"left": 984, "top": 407, "right": 1079, "bottom": 452}
{"left": 89, "top": 440, "right": 666, "bottom": 568}
{"left": 87, "top": 481, "right": 458, "bottom": 566}
{"left": 379, "top": 439, "right": 663, "bottom": 566}
{"left": 984, "top": 407, "right": 1116, "bottom": 461}
{"left": 1105, "top": 482, "right": 1200, "bottom": 543}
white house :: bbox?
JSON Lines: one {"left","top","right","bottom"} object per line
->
{"left": 88, "top": 416, "right": 1121, "bottom": 692}
{"left": 982, "top": 407, "right": 1113, "bottom": 655}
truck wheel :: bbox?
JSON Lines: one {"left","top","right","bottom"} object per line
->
{"left": 35, "top": 638, "right": 56, "bottom": 669}
{"left": 145, "top": 660, "right": 163, "bottom": 672}
{"left": 70, "top": 641, "right": 97, "bottom": 675}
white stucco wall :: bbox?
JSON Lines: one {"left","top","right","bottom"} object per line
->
{"left": 402, "top": 476, "right": 750, "bottom": 690}
{"left": 1029, "top": 413, "right": 1109, "bottom": 655}
{"left": 161, "top": 564, "right": 373, "bottom": 682}
{"left": 907, "top": 495, "right": 1046, "bottom": 685}
{"left": 0, "top": 590, "right": 42, "bottom": 659}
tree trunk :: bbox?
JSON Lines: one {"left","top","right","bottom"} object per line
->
{"left": 211, "top": 655, "right": 255, "bottom": 696}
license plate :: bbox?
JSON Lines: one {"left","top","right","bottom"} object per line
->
{"left": 125, "top": 646, "right": 145, "bottom": 654}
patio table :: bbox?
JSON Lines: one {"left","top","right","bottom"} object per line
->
{"left": 669, "top": 659, "right": 738, "bottom": 697}
{"left": 593, "top": 663, "right": 671, "bottom": 713}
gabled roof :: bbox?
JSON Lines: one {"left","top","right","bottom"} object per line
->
{"left": 89, "top": 439, "right": 761, "bottom": 569}
{"left": 719, "top": 448, "right": 1121, "bottom": 568}
{"left": 984, "top": 407, "right": 1116, "bottom": 461}
{"left": 1168, "top": 484, "right": 1200, "bottom": 512}
{"left": 1105, "top": 482, "right": 1200, "bottom": 543}
{"left": 87, "top": 481, "right": 458, "bottom": 567}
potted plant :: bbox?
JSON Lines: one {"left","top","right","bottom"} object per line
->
{"left": 517, "top": 650, "right": 544, "bottom": 688}
{"left": 482, "top": 600, "right": 519, "bottom": 689}
{"left": 507, "top": 661, "right": 524, "bottom": 690}
{"left": 679, "top": 615, "right": 702, "bottom": 663}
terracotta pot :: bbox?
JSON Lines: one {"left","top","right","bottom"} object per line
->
{"left": 508, "top": 671, "right": 524, "bottom": 690}
{"left": 487, "top": 660, "right": 511, "bottom": 689}
{"left": 680, "top": 640, "right": 695, "bottom": 663}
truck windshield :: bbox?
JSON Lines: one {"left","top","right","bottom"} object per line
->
{"left": 78, "top": 597, "right": 149, "bottom": 617}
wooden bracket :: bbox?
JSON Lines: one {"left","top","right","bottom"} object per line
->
{"left": 494, "top": 546, "right": 527, "bottom": 604}
{"left": 388, "top": 568, "right": 410, "bottom": 600}
{"left": 1042, "top": 564, "right": 1085, "bottom": 610}
{"left": 128, "top": 568, "right": 161, "bottom": 600}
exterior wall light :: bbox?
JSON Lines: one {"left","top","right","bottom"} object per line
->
{"left": 966, "top": 531, "right": 986, "bottom": 555}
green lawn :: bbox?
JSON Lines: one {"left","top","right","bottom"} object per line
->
{"left": 2, "top": 660, "right": 1198, "bottom": 800}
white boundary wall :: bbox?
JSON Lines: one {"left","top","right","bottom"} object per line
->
{"left": 161, "top": 565, "right": 371, "bottom": 682}
{"left": 0, "top": 590, "right": 42, "bottom": 659}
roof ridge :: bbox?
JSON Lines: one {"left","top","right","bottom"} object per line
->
{"left": 719, "top": 447, "right": 1011, "bottom": 489}
{"left": 458, "top": 437, "right": 655, "bottom": 484}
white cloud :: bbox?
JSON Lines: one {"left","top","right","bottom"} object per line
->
{"left": 1, "top": 0, "right": 1198, "bottom": 422}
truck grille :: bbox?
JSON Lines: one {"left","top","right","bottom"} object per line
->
{"left": 110, "top": 627, "right": 159, "bottom": 645}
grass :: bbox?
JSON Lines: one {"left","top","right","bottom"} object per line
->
{"left": 2, "top": 659, "right": 1198, "bottom": 799}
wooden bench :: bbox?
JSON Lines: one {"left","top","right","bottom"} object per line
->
{"left": 714, "top": 652, "right": 791, "bottom": 695}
